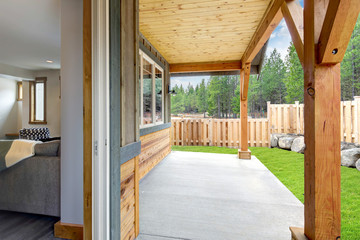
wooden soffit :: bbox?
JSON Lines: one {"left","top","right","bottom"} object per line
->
{"left": 140, "top": 0, "right": 277, "bottom": 65}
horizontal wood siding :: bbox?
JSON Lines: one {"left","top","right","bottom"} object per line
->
{"left": 120, "top": 158, "right": 136, "bottom": 240}
{"left": 139, "top": 128, "right": 171, "bottom": 179}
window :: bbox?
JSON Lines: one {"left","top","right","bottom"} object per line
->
{"left": 29, "top": 77, "right": 47, "bottom": 124}
{"left": 140, "top": 50, "right": 164, "bottom": 127}
{"left": 17, "top": 82, "right": 23, "bottom": 101}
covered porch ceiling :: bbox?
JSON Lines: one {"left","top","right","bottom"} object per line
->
{"left": 139, "top": 0, "right": 281, "bottom": 73}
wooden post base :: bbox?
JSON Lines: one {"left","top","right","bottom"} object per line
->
{"left": 290, "top": 227, "right": 308, "bottom": 240}
{"left": 238, "top": 149, "right": 251, "bottom": 159}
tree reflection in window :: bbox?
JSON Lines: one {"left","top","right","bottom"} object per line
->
{"left": 155, "top": 67, "right": 162, "bottom": 122}
{"left": 143, "top": 58, "right": 153, "bottom": 125}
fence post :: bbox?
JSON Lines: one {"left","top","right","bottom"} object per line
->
{"left": 295, "top": 101, "right": 300, "bottom": 134}
{"left": 267, "top": 101, "right": 271, "bottom": 148}
{"left": 354, "top": 96, "right": 360, "bottom": 144}
{"left": 209, "top": 119, "right": 213, "bottom": 146}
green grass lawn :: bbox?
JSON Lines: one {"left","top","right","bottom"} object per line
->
{"left": 171, "top": 145, "right": 360, "bottom": 240}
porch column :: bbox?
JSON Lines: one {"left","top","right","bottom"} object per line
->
{"left": 238, "top": 63, "right": 251, "bottom": 159}
{"left": 290, "top": 0, "right": 360, "bottom": 239}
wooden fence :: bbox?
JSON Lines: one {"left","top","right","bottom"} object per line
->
{"left": 171, "top": 96, "right": 360, "bottom": 147}
{"left": 269, "top": 96, "right": 360, "bottom": 143}
{"left": 171, "top": 118, "right": 270, "bottom": 147}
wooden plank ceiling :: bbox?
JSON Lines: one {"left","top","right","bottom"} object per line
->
{"left": 139, "top": 0, "right": 274, "bottom": 64}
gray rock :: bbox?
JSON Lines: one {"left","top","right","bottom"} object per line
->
{"left": 291, "top": 136, "right": 305, "bottom": 153}
{"left": 270, "top": 134, "right": 285, "bottom": 148}
{"left": 341, "top": 142, "right": 358, "bottom": 150}
{"left": 278, "top": 136, "right": 297, "bottom": 149}
{"left": 341, "top": 148, "right": 360, "bottom": 167}
{"left": 356, "top": 159, "right": 360, "bottom": 171}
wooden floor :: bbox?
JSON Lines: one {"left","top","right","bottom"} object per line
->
{"left": 0, "top": 210, "right": 63, "bottom": 240}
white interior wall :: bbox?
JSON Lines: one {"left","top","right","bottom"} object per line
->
{"left": 22, "top": 70, "right": 61, "bottom": 136}
{"left": 60, "top": 0, "right": 83, "bottom": 224}
{"left": 0, "top": 78, "right": 21, "bottom": 138}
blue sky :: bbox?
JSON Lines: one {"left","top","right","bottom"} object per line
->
{"left": 171, "top": 0, "right": 304, "bottom": 89}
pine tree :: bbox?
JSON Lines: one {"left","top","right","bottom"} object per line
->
{"left": 197, "top": 79, "right": 208, "bottom": 117}
{"left": 284, "top": 42, "right": 304, "bottom": 103}
{"left": 341, "top": 16, "right": 360, "bottom": 100}
{"left": 261, "top": 49, "right": 287, "bottom": 104}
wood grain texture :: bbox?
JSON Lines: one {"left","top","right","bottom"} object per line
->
{"left": 241, "top": 0, "right": 283, "bottom": 63}
{"left": 170, "top": 61, "right": 241, "bottom": 73}
{"left": 303, "top": 1, "right": 342, "bottom": 238}
{"left": 240, "top": 66, "right": 250, "bottom": 156}
{"left": 83, "top": 0, "right": 92, "bottom": 239}
{"left": 281, "top": 0, "right": 304, "bottom": 64}
{"left": 54, "top": 221, "right": 84, "bottom": 240}
{"left": 139, "top": 128, "right": 171, "bottom": 179}
{"left": 140, "top": 0, "right": 276, "bottom": 64}
{"left": 241, "top": 63, "right": 251, "bottom": 101}
{"left": 289, "top": 227, "right": 308, "bottom": 240}
{"left": 318, "top": 0, "right": 360, "bottom": 64}
{"left": 120, "top": 157, "right": 137, "bottom": 240}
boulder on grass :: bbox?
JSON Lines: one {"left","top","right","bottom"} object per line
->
{"left": 270, "top": 134, "right": 285, "bottom": 148}
{"left": 278, "top": 136, "right": 297, "bottom": 150}
{"left": 341, "top": 148, "right": 360, "bottom": 167}
{"left": 341, "top": 142, "right": 358, "bottom": 150}
{"left": 291, "top": 136, "right": 305, "bottom": 153}
{"left": 356, "top": 159, "right": 360, "bottom": 171}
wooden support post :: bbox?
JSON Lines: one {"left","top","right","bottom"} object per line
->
{"left": 238, "top": 63, "right": 251, "bottom": 159}
{"left": 288, "top": 0, "right": 359, "bottom": 239}
{"left": 267, "top": 101, "right": 271, "bottom": 148}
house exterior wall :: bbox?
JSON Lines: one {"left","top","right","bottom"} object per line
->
{"left": 139, "top": 127, "right": 171, "bottom": 179}
{"left": 120, "top": 157, "right": 137, "bottom": 240}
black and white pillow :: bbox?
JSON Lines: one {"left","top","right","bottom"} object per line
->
{"left": 19, "top": 128, "right": 50, "bottom": 141}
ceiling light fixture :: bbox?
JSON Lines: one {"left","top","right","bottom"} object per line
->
{"left": 46, "top": 60, "right": 54, "bottom": 63}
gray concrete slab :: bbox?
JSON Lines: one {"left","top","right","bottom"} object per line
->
{"left": 138, "top": 151, "right": 304, "bottom": 240}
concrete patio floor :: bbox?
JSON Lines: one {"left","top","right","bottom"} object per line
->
{"left": 137, "top": 151, "right": 304, "bottom": 240}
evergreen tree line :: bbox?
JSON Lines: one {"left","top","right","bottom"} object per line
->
{"left": 171, "top": 75, "right": 240, "bottom": 118}
{"left": 171, "top": 17, "right": 360, "bottom": 118}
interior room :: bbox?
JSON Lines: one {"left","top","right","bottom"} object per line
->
{"left": 0, "top": 0, "right": 84, "bottom": 239}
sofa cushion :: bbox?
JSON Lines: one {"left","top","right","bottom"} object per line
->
{"left": 35, "top": 140, "right": 60, "bottom": 156}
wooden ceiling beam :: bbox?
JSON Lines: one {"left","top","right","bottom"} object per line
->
{"left": 281, "top": 0, "right": 304, "bottom": 64}
{"left": 169, "top": 61, "right": 242, "bottom": 73}
{"left": 318, "top": 0, "right": 360, "bottom": 64}
{"left": 241, "top": 0, "right": 284, "bottom": 64}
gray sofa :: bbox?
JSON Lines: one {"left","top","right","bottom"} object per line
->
{"left": 0, "top": 140, "right": 60, "bottom": 217}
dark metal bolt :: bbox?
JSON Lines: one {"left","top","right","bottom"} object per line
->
{"left": 332, "top": 48, "right": 338, "bottom": 55}
{"left": 307, "top": 87, "right": 315, "bottom": 96}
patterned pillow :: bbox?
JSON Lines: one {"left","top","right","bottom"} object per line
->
{"left": 19, "top": 128, "right": 50, "bottom": 141}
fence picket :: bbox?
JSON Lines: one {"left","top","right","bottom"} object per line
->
{"left": 171, "top": 97, "right": 360, "bottom": 148}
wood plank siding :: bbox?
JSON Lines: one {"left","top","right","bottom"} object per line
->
{"left": 139, "top": 128, "right": 172, "bottom": 179}
{"left": 120, "top": 127, "right": 171, "bottom": 240}
{"left": 121, "top": 157, "right": 137, "bottom": 240}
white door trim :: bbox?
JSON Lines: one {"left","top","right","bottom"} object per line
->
{"left": 92, "top": 0, "right": 110, "bottom": 239}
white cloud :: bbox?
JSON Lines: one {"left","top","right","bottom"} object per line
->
{"left": 266, "top": 19, "right": 292, "bottom": 60}
{"left": 170, "top": 76, "right": 210, "bottom": 89}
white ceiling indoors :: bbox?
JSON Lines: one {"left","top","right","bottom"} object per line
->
{"left": 0, "top": 0, "right": 60, "bottom": 70}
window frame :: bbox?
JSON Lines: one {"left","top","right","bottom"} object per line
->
{"left": 139, "top": 50, "right": 164, "bottom": 128}
{"left": 29, "top": 77, "right": 47, "bottom": 124}
{"left": 17, "top": 81, "right": 23, "bottom": 101}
